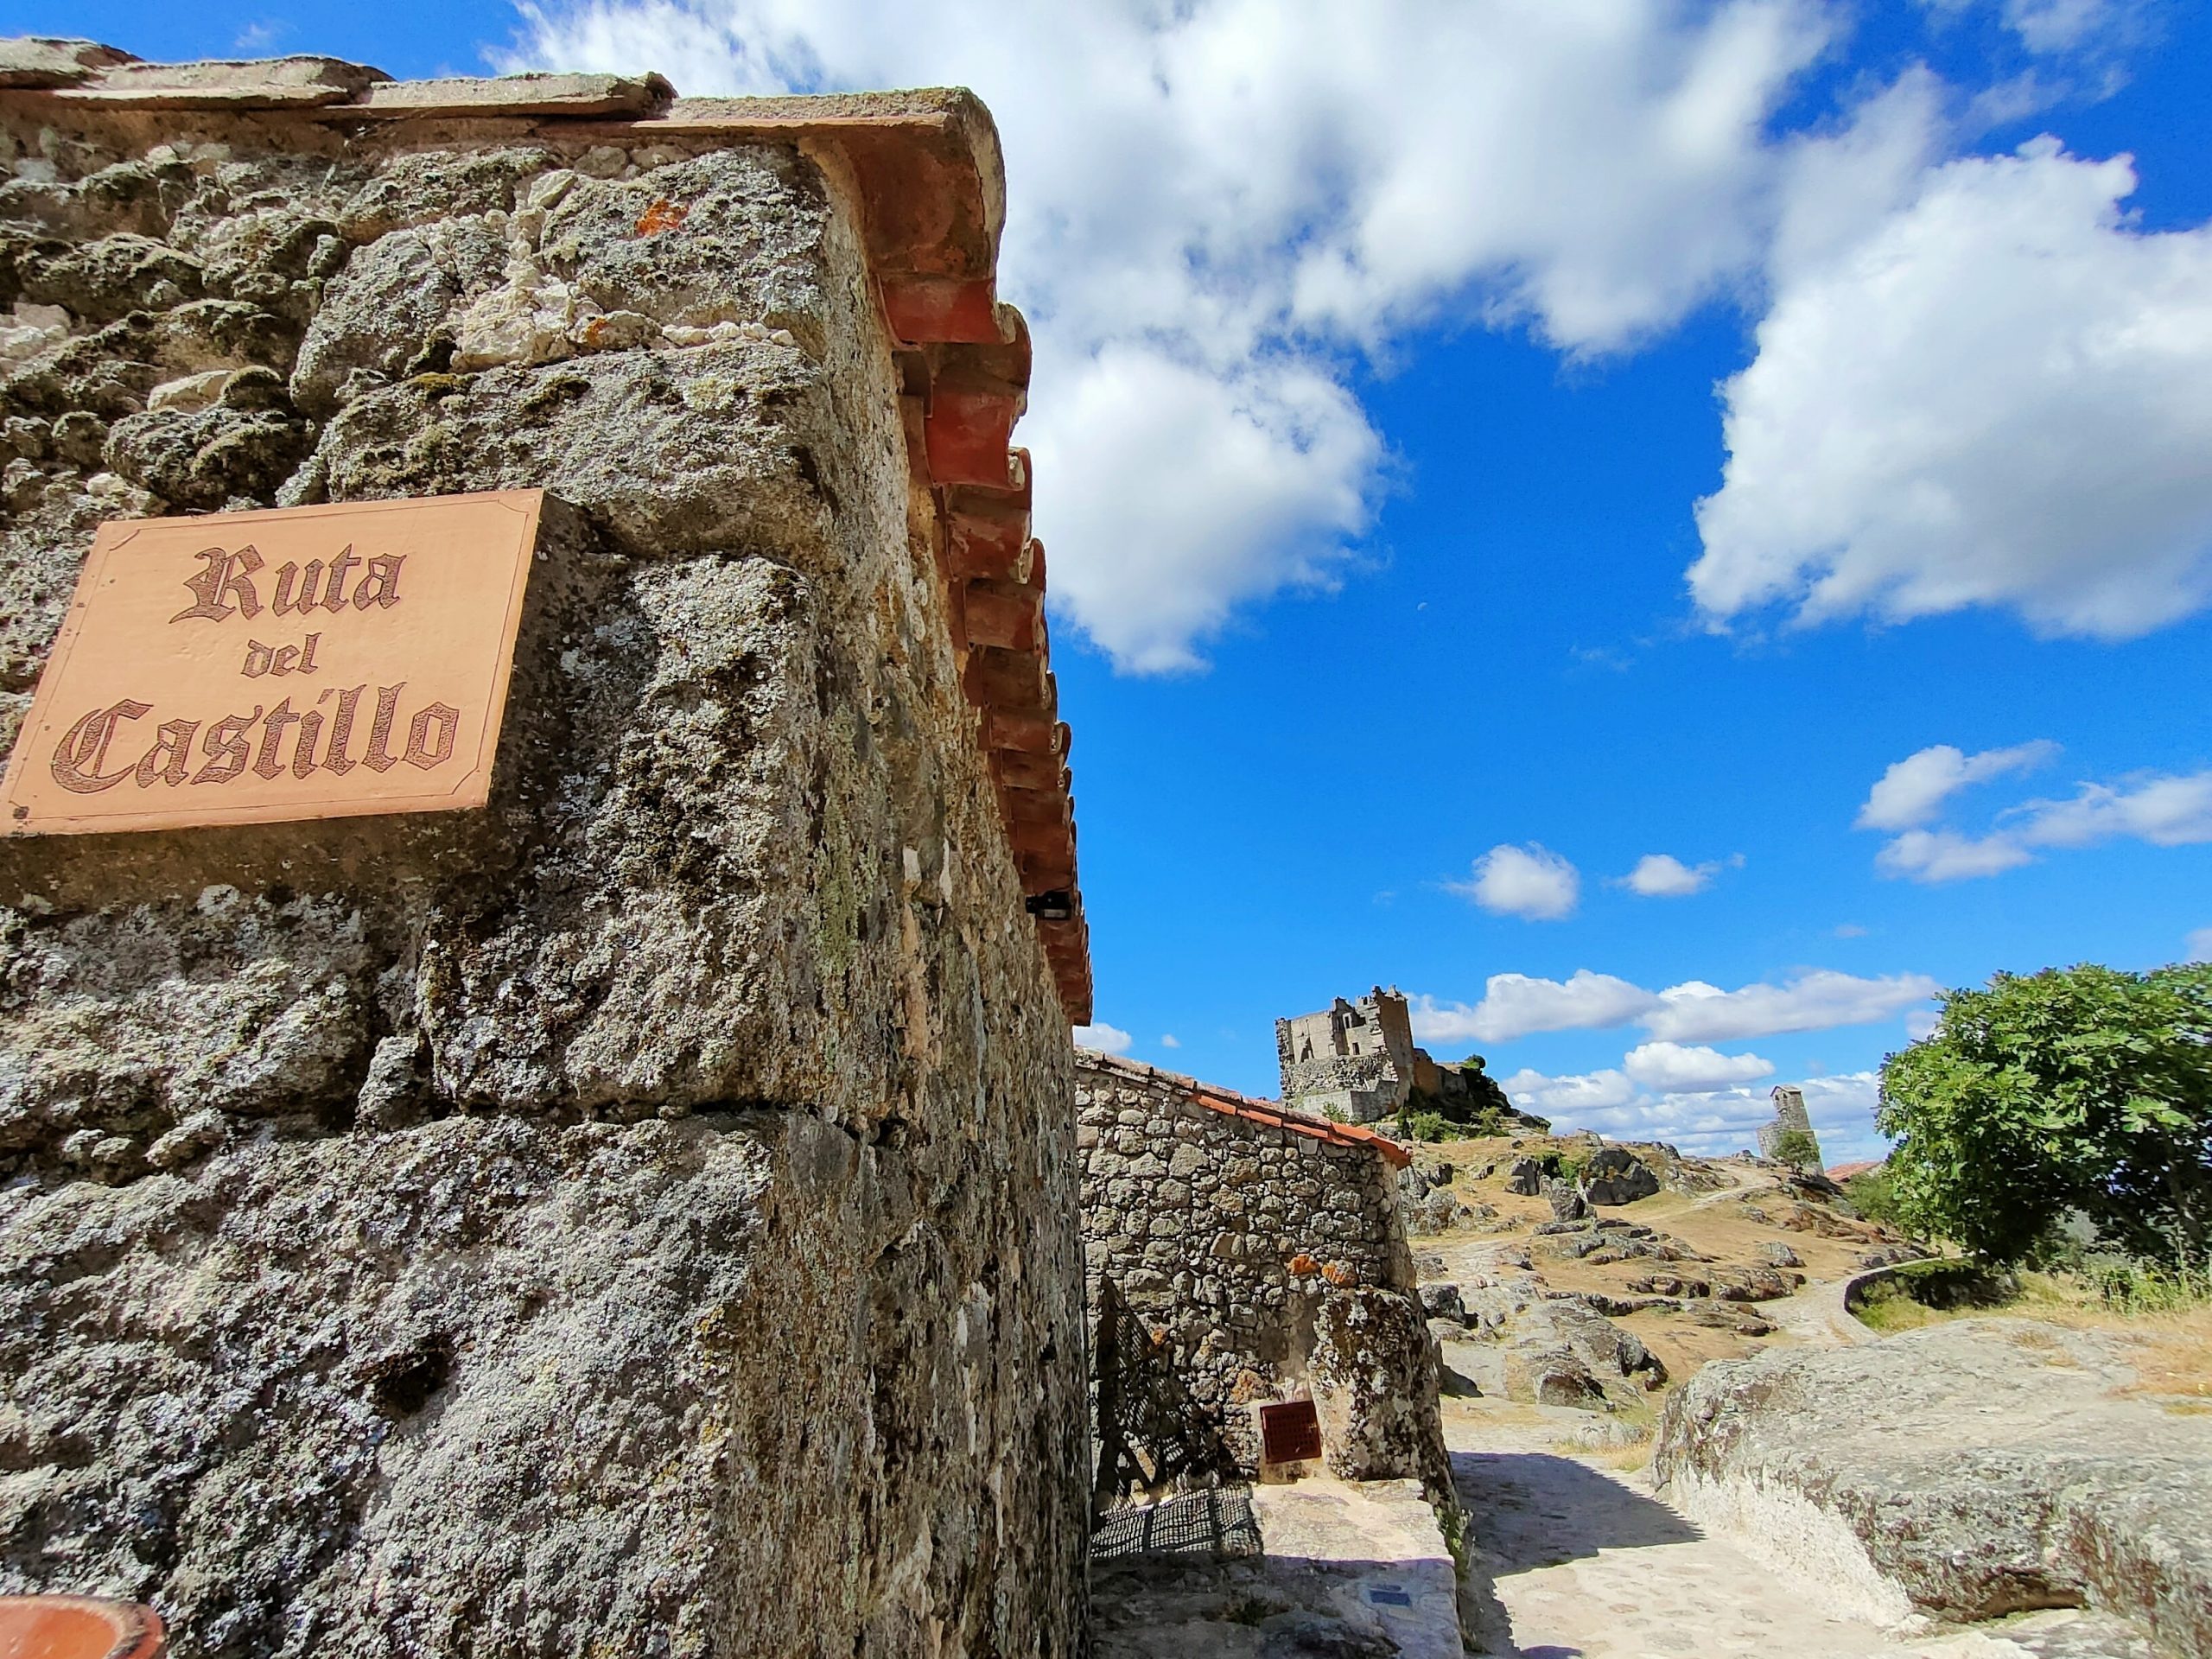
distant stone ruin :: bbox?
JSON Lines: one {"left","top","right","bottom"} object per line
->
{"left": 1275, "top": 985, "right": 1422, "bottom": 1122}
{"left": 1276, "top": 984, "right": 1538, "bottom": 1128}
{"left": 1075, "top": 1051, "right": 1451, "bottom": 1512}
{"left": 1757, "top": 1084, "right": 1825, "bottom": 1168}
{"left": 0, "top": 42, "right": 1090, "bottom": 1657}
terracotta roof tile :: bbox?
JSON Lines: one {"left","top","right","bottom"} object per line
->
{"left": 1074, "top": 1050, "right": 1412, "bottom": 1169}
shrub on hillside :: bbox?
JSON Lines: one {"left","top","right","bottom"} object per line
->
{"left": 1770, "top": 1127, "right": 1821, "bottom": 1169}
{"left": 1841, "top": 1168, "right": 1904, "bottom": 1230}
{"left": 1878, "top": 962, "right": 2212, "bottom": 1269}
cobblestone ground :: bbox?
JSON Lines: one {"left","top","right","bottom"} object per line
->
{"left": 1447, "top": 1397, "right": 2156, "bottom": 1659}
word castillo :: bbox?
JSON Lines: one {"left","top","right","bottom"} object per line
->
{"left": 48, "top": 543, "right": 464, "bottom": 795}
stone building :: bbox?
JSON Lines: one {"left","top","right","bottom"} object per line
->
{"left": 1758, "top": 1084, "right": 1824, "bottom": 1168}
{"left": 1076, "top": 1050, "right": 1451, "bottom": 1510}
{"left": 1274, "top": 984, "right": 1421, "bottom": 1122}
{"left": 0, "top": 41, "right": 1090, "bottom": 1659}
{"left": 1275, "top": 983, "right": 1519, "bottom": 1128}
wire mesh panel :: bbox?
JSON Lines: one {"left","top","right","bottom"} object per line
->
{"left": 1088, "top": 1487, "right": 1262, "bottom": 1561}
{"left": 1090, "top": 1277, "right": 1240, "bottom": 1515}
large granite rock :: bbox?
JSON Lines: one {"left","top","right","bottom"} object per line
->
{"left": 1580, "top": 1145, "right": 1658, "bottom": 1205}
{"left": 1308, "top": 1286, "right": 1454, "bottom": 1499}
{"left": 1450, "top": 1275, "right": 1663, "bottom": 1410}
{"left": 1654, "top": 1319, "right": 2212, "bottom": 1656}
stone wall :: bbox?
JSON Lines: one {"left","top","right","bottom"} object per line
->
{"left": 1076, "top": 1051, "right": 1448, "bottom": 1503}
{"left": 0, "top": 52, "right": 1086, "bottom": 1659}
{"left": 1276, "top": 1051, "right": 1405, "bottom": 1124}
{"left": 1275, "top": 988, "right": 1421, "bottom": 1123}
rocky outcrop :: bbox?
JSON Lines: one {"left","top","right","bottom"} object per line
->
{"left": 1654, "top": 1319, "right": 2212, "bottom": 1656}
{"left": 1580, "top": 1145, "right": 1658, "bottom": 1205}
{"left": 1397, "top": 1161, "right": 1473, "bottom": 1235}
{"left": 1308, "top": 1287, "right": 1453, "bottom": 1494}
{"left": 1443, "top": 1276, "right": 1663, "bottom": 1410}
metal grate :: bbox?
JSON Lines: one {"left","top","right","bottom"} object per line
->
{"left": 1090, "top": 1487, "right": 1262, "bottom": 1561}
{"left": 1258, "top": 1399, "right": 1323, "bottom": 1465}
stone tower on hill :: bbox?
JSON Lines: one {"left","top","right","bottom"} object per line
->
{"left": 1276, "top": 986, "right": 1422, "bottom": 1122}
{"left": 1758, "top": 1084, "right": 1824, "bottom": 1168}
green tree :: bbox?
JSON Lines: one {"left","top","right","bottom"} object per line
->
{"left": 1841, "top": 1168, "right": 1904, "bottom": 1230}
{"left": 1770, "top": 1127, "right": 1821, "bottom": 1168}
{"left": 1877, "top": 963, "right": 2212, "bottom": 1268}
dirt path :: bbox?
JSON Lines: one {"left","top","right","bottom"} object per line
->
{"left": 1445, "top": 1396, "right": 2154, "bottom": 1658}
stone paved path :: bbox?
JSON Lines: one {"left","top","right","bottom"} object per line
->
{"left": 1446, "top": 1398, "right": 2155, "bottom": 1659}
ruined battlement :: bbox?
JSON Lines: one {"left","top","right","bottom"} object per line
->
{"left": 1757, "top": 1084, "right": 1824, "bottom": 1167}
{"left": 1275, "top": 984, "right": 1421, "bottom": 1122}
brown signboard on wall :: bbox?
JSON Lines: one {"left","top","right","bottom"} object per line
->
{"left": 1258, "top": 1399, "right": 1323, "bottom": 1466}
{"left": 1, "top": 491, "right": 543, "bottom": 836}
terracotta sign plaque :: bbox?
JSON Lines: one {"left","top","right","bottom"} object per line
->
{"left": 2, "top": 490, "right": 543, "bottom": 836}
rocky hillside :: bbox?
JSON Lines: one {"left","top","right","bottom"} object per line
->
{"left": 1396, "top": 1130, "right": 1922, "bottom": 1408}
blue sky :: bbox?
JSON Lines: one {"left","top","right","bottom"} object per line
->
{"left": 35, "top": 0, "right": 2212, "bottom": 1160}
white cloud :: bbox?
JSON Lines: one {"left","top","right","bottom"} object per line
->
{"left": 1645, "top": 969, "right": 1942, "bottom": 1041}
{"left": 1160, "top": 1033, "right": 1181, "bottom": 1049}
{"left": 1692, "top": 138, "right": 2212, "bottom": 642}
{"left": 1623, "top": 1040, "right": 1777, "bottom": 1092}
{"left": 2186, "top": 928, "right": 2212, "bottom": 963}
{"left": 1904, "top": 1007, "right": 1943, "bottom": 1039}
{"left": 1873, "top": 766, "right": 2212, "bottom": 881}
{"left": 1414, "top": 967, "right": 1939, "bottom": 1046}
{"left": 2019, "top": 769, "right": 2212, "bottom": 849}
{"left": 1500, "top": 1066, "right": 1636, "bottom": 1115}
{"left": 1834, "top": 922, "right": 1869, "bottom": 938}
{"left": 1074, "top": 1021, "right": 1133, "bottom": 1054}
{"left": 505, "top": 0, "right": 1842, "bottom": 672}
{"left": 1450, "top": 843, "right": 1581, "bottom": 920}
{"left": 1618, "top": 852, "right": 1734, "bottom": 897}
{"left": 1411, "top": 972, "right": 1655, "bottom": 1048}
{"left": 1856, "top": 740, "right": 2059, "bottom": 830}
{"left": 1875, "top": 827, "right": 2038, "bottom": 881}
{"left": 1516, "top": 1070, "right": 1887, "bottom": 1160}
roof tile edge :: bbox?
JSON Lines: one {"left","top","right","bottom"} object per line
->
{"left": 1072, "top": 1048, "right": 1411, "bottom": 1168}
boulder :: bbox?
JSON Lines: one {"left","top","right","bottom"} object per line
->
{"left": 1542, "top": 1177, "right": 1586, "bottom": 1223}
{"left": 1395, "top": 1164, "right": 1471, "bottom": 1236}
{"left": 1711, "top": 1266, "right": 1801, "bottom": 1302}
{"left": 1307, "top": 1288, "right": 1453, "bottom": 1497}
{"left": 1582, "top": 1145, "right": 1660, "bottom": 1205}
{"left": 1418, "top": 1282, "right": 1466, "bottom": 1324}
{"left": 1504, "top": 1156, "right": 1543, "bottom": 1196}
{"left": 1461, "top": 1287, "right": 1665, "bottom": 1411}
{"left": 1655, "top": 1319, "right": 2212, "bottom": 1654}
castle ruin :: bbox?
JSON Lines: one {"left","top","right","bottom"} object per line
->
{"left": 1274, "top": 985, "right": 1422, "bottom": 1122}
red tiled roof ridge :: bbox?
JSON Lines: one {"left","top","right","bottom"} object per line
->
{"left": 1827, "top": 1158, "right": 1886, "bottom": 1181}
{"left": 0, "top": 48, "right": 1093, "bottom": 1024}
{"left": 1072, "top": 1048, "right": 1411, "bottom": 1168}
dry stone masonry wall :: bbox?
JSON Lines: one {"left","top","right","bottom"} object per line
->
{"left": 0, "top": 46, "right": 1087, "bottom": 1659}
{"left": 1077, "top": 1051, "right": 1450, "bottom": 1503}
